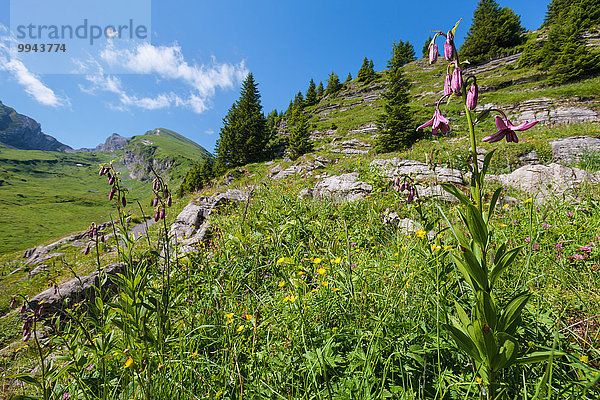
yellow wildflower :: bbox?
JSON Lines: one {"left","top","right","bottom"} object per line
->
{"left": 331, "top": 257, "right": 342, "bottom": 264}
{"left": 190, "top": 352, "right": 197, "bottom": 358}
{"left": 237, "top": 325, "right": 245, "bottom": 332}
{"left": 332, "top": 288, "right": 339, "bottom": 292}
{"left": 124, "top": 357, "right": 133, "bottom": 368}
{"left": 415, "top": 230, "right": 426, "bottom": 238}
{"left": 321, "top": 281, "right": 329, "bottom": 287}
{"left": 498, "top": 223, "right": 507, "bottom": 227}
{"left": 431, "top": 244, "right": 441, "bottom": 251}
{"left": 317, "top": 268, "right": 326, "bottom": 275}
{"left": 475, "top": 376, "right": 482, "bottom": 384}
{"left": 502, "top": 204, "right": 509, "bottom": 209}
{"left": 245, "top": 314, "right": 253, "bottom": 320}
{"left": 278, "top": 281, "right": 286, "bottom": 287}
{"left": 581, "top": 355, "right": 589, "bottom": 364}
{"left": 225, "top": 313, "right": 234, "bottom": 319}
{"left": 288, "top": 295, "right": 296, "bottom": 302}
{"left": 524, "top": 198, "right": 532, "bottom": 204}
{"left": 313, "top": 258, "right": 322, "bottom": 264}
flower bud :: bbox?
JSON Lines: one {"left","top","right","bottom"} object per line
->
{"left": 451, "top": 65, "right": 463, "bottom": 94}
{"left": 167, "top": 197, "right": 172, "bottom": 207}
{"left": 159, "top": 208, "right": 165, "bottom": 220}
{"left": 84, "top": 244, "right": 91, "bottom": 255}
{"left": 109, "top": 188, "right": 116, "bottom": 200}
{"left": 108, "top": 176, "right": 115, "bottom": 185}
{"left": 152, "top": 197, "right": 158, "bottom": 207}
{"left": 428, "top": 42, "right": 439, "bottom": 64}
{"left": 99, "top": 168, "right": 105, "bottom": 176}
{"left": 122, "top": 197, "right": 127, "bottom": 207}
{"left": 37, "top": 305, "right": 43, "bottom": 316}
{"left": 466, "top": 83, "right": 478, "bottom": 110}
{"left": 100, "top": 234, "right": 105, "bottom": 243}
{"left": 444, "top": 30, "right": 454, "bottom": 60}
{"left": 444, "top": 73, "right": 452, "bottom": 95}
{"left": 10, "top": 297, "right": 15, "bottom": 308}
{"left": 154, "top": 209, "right": 160, "bottom": 222}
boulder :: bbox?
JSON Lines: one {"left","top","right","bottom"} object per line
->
{"left": 311, "top": 173, "right": 372, "bottom": 202}
{"left": 550, "top": 136, "right": 600, "bottom": 164}
{"left": 519, "top": 150, "right": 540, "bottom": 165}
{"left": 21, "top": 263, "right": 126, "bottom": 320}
{"left": 170, "top": 189, "right": 248, "bottom": 252}
{"left": 488, "top": 163, "right": 599, "bottom": 200}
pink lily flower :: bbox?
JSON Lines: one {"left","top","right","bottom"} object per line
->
{"left": 444, "top": 73, "right": 452, "bottom": 95}
{"left": 418, "top": 108, "right": 450, "bottom": 135}
{"left": 444, "top": 30, "right": 454, "bottom": 60}
{"left": 428, "top": 42, "right": 439, "bottom": 64}
{"left": 483, "top": 116, "right": 538, "bottom": 143}
{"left": 451, "top": 65, "right": 462, "bottom": 94}
{"left": 466, "top": 83, "right": 478, "bottom": 110}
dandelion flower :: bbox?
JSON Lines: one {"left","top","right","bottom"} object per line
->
{"left": 415, "top": 230, "right": 426, "bottom": 238}
{"left": 317, "top": 268, "right": 326, "bottom": 275}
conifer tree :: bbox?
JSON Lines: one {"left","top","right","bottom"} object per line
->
{"left": 293, "top": 91, "right": 305, "bottom": 110}
{"left": 346, "top": 72, "right": 352, "bottom": 83}
{"left": 422, "top": 35, "right": 432, "bottom": 59}
{"left": 215, "top": 73, "right": 269, "bottom": 170}
{"left": 325, "top": 72, "right": 341, "bottom": 96}
{"left": 305, "top": 79, "right": 317, "bottom": 106}
{"left": 181, "top": 158, "right": 214, "bottom": 193}
{"left": 288, "top": 108, "right": 313, "bottom": 159}
{"left": 357, "top": 57, "right": 376, "bottom": 83}
{"left": 317, "top": 81, "right": 324, "bottom": 97}
{"left": 389, "top": 40, "right": 415, "bottom": 67}
{"left": 520, "top": 0, "right": 600, "bottom": 84}
{"left": 376, "top": 42, "right": 415, "bottom": 152}
{"left": 460, "top": 0, "right": 525, "bottom": 64}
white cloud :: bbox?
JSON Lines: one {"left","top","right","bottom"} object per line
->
{"left": 0, "top": 29, "right": 69, "bottom": 107}
{"left": 204, "top": 128, "right": 215, "bottom": 135}
{"left": 83, "top": 42, "right": 247, "bottom": 113}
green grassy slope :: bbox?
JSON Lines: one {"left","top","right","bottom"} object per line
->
{"left": 0, "top": 128, "right": 211, "bottom": 254}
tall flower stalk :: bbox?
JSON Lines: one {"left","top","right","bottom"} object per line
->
{"left": 419, "top": 20, "right": 554, "bottom": 398}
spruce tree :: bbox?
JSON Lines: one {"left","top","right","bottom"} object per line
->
{"left": 317, "top": 81, "right": 324, "bottom": 97}
{"left": 293, "top": 91, "right": 305, "bottom": 110}
{"left": 288, "top": 108, "right": 313, "bottom": 159}
{"left": 389, "top": 40, "right": 415, "bottom": 67}
{"left": 346, "top": 72, "right": 352, "bottom": 83}
{"left": 325, "top": 72, "right": 341, "bottom": 96}
{"left": 460, "top": 0, "right": 525, "bottom": 64}
{"left": 357, "top": 57, "right": 376, "bottom": 83}
{"left": 215, "top": 73, "right": 269, "bottom": 169}
{"left": 305, "top": 79, "right": 317, "bottom": 106}
{"left": 376, "top": 42, "right": 415, "bottom": 153}
{"left": 422, "top": 35, "right": 432, "bottom": 59}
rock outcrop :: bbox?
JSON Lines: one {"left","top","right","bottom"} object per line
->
{"left": 488, "top": 163, "right": 599, "bottom": 199}
{"left": 304, "top": 173, "right": 372, "bottom": 202}
{"left": 20, "top": 263, "right": 126, "bottom": 320}
{"left": 550, "top": 136, "right": 600, "bottom": 164}
{"left": 170, "top": 189, "right": 249, "bottom": 253}
{"left": 370, "top": 158, "right": 464, "bottom": 185}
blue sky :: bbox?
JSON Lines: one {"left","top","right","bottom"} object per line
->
{"left": 0, "top": 0, "right": 549, "bottom": 153}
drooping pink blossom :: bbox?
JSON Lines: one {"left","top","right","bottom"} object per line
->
{"left": 444, "top": 30, "right": 454, "bottom": 60}
{"left": 466, "top": 83, "right": 478, "bottom": 110}
{"left": 483, "top": 116, "right": 538, "bottom": 144}
{"left": 451, "top": 64, "right": 462, "bottom": 94}
{"left": 428, "top": 42, "right": 439, "bottom": 64}
{"left": 444, "top": 73, "right": 452, "bottom": 95}
{"left": 417, "top": 107, "right": 450, "bottom": 135}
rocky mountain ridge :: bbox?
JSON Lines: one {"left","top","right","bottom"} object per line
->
{"left": 0, "top": 101, "right": 72, "bottom": 152}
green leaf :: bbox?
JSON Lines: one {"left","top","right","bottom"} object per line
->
{"left": 474, "top": 109, "right": 492, "bottom": 124}
{"left": 492, "top": 332, "right": 519, "bottom": 371}
{"left": 516, "top": 350, "right": 566, "bottom": 365}
{"left": 486, "top": 188, "right": 502, "bottom": 223}
{"left": 498, "top": 292, "right": 531, "bottom": 334}
{"left": 480, "top": 149, "right": 496, "bottom": 185}
{"left": 440, "top": 183, "right": 472, "bottom": 207}
{"left": 456, "top": 246, "right": 489, "bottom": 291}
{"left": 464, "top": 203, "right": 489, "bottom": 249}
{"left": 456, "top": 302, "right": 471, "bottom": 328}
{"left": 471, "top": 319, "right": 490, "bottom": 367}
{"left": 476, "top": 291, "right": 498, "bottom": 331}
{"left": 490, "top": 246, "right": 524, "bottom": 289}
{"left": 444, "top": 322, "right": 482, "bottom": 363}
